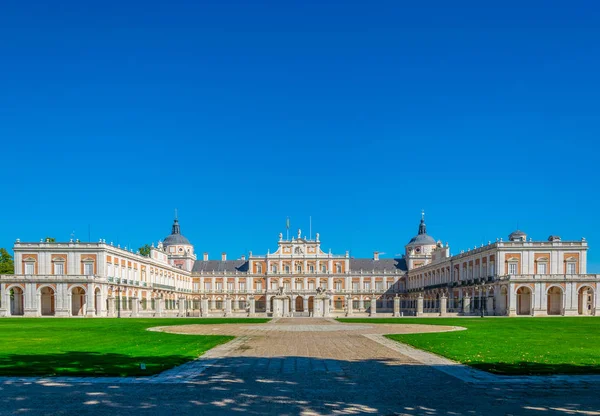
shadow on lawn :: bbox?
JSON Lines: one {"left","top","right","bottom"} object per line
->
{"left": 474, "top": 361, "right": 600, "bottom": 376}
{"left": 0, "top": 351, "right": 192, "bottom": 377}
{"left": 2, "top": 356, "right": 600, "bottom": 415}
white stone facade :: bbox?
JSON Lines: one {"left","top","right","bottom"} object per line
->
{"left": 1, "top": 217, "right": 597, "bottom": 318}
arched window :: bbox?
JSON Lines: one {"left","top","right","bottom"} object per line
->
{"left": 257, "top": 264, "right": 262, "bottom": 274}
{"left": 336, "top": 264, "right": 342, "bottom": 273}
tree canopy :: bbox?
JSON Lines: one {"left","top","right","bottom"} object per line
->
{"left": 0, "top": 248, "right": 14, "bottom": 274}
{"left": 138, "top": 244, "right": 152, "bottom": 257}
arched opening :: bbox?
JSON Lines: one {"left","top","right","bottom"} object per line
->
{"left": 94, "top": 288, "right": 101, "bottom": 316}
{"left": 516, "top": 286, "right": 531, "bottom": 316}
{"left": 547, "top": 286, "right": 563, "bottom": 315}
{"left": 40, "top": 287, "right": 56, "bottom": 316}
{"left": 71, "top": 287, "right": 86, "bottom": 316}
{"left": 578, "top": 286, "right": 594, "bottom": 316}
{"left": 308, "top": 296, "right": 314, "bottom": 315}
{"left": 295, "top": 296, "right": 304, "bottom": 312}
{"left": 9, "top": 286, "right": 24, "bottom": 316}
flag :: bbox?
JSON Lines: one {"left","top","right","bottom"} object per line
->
{"left": 286, "top": 217, "right": 290, "bottom": 229}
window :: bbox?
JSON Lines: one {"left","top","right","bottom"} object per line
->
{"left": 54, "top": 262, "right": 64, "bottom": 275}
{"left": 107, "top": 264, "right": 113, "bottom": 276}
{"left": 84, "top": 263, "right": 94, "bottom": 276}
{"left": 256, "top": 264, "right": 262, "bottom": 273}
{"left": 284, "top": 265, "right": 290, "bottom": 273}
{"left": 567, "top": 262, "right": 576, "bottom": 274}
{"left": 205, "top": 282, "right": 212, "bottom": 291}
{"left": 309, "top": 265, "right": 314, "bottom": 273}
{"left": 352, "top": 300, "right": 360, "bottom": 310}
{"left": 335, "top": 281, "right": 342, "bottom": 291}
{"left": 239, "top": 282, "right": 246, "bottom": 291}
{"left": 296, "top": 281, "right": 302, "bottom": 290}
{"left": 322, "top": 265, "right": 327, "bottom": 273}
{"left": 537, "top": 263, "right": 547, "bottom": 274}
{"left": 256, "top": 281, "right": 262, "bottom": 291}
{"left": 364, "top": 282, "right": 371, "bottom": 291}
{"left": 284, "top": 282, "right": 290, "bottom": 291}
{"left": 376, "top": 282, "right": 383, "bottom": 291}
{"left": 352, "top": 282, "right": 359, "bottom": 291}
{"left": 271, "top": 281, "right": 278, "bottom": 290}
{"left": 24, "top": 262, "right": 35, "bottom": 275}
{"left": 215, "top": 282, "right": 223, "bottom": 291}
{"left": 227, "top": 282, "right": 234, "bottom": 292}
{"left": 508, "top": 262, "right": 518, "bottom": 275}
{"left": 308, "top": 281, "right": 315, "bottom": 290}
{"left": 297, "top": 265, "right": 302, "bottom": 273}
{"left": 272, "top": 265, "right": 278, "bottom": 273}
{"left": 335, "top": 264, "right": 342, "bottom": 273}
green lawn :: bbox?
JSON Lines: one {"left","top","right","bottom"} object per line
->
{"left": 338, "top": 317, "right": 600, "bottom": 375}
{"left": 0, "top": 318, "right": 268, "bottom": 377}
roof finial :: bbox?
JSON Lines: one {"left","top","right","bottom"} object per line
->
{"left": 418, "top": 210, "right": 427, "bottom": 235}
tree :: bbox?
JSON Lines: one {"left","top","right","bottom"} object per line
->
{"left": 138, "top": 244, "right": 152, "bottom": 257}
{"left": 0, "top": 248, "right": 14, "bottom": 274}
{"left": 44, "top": 237, "right": 56, "bottom": 243}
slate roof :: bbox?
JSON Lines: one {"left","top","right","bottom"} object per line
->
{"left": 349, "top": 258, "right": 407, "bottom": 273}
{"left": 191, "top": 258, "right": 406, "bottom": 274}
{"left": 192, "top": 260, "right": 249, "bottom": 273}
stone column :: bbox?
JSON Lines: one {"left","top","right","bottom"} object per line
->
{"left": 266, "top": 295, "right": 272, "bottom": 314}
{"left": 201, "top": 297, "right": 209, "bottom": 317}
{"left": 486, "top": 296, "right": 494, "bottom": 316}
{"left": 179, "top": 297, "right": 186, "bottom": 317}
{"left": 225, "top": 296, "right": 232, "bottom": 317}
{"left": 132, "top": 297, "right": 140, "bottom": 317}
{"left": 303, "top": 297, "right": 309, "bottom": 314}
{"left": 107, "top": 296, "right": 115, "bottom": 317}
{"left": 346, "top": 296, "right": 353, "bottom": 317}
{"left": 283, "top": 297, "right": 290, "bottom": 317}
{"left": 249, "top": 296, "right": 256, "bottom": 316}
{"left": 156, "top": 298, "right": 164, "bottom": 317}
{"left": 359, "top": 297, "right": 364, "bottom": 311}
{"left": 440, "top": 295, "right": 447, "bottom": 316}
{"left": 393, "top": 296, "right": 400, "bottom": 317}
{"left": 416, "top": 295, "right": 424, "bottom": 316}
{"left": 370, "top": 297, "right": 377, "bottom": 316}
{"left": 323, "top": 296, "right": 330, "bottom": 317}
{"left": 291, "top": 296, "right": 296, "bottom": 314}
{"left": 463, "top": 294, "right": 471, "bottom": 315}
{"left": 86, "top": 288, "right": 96, "bottom": 317}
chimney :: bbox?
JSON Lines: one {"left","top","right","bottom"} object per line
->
{"left": 203, "top": 252, "right": 208, "bottom": 261}
{"left": 241, "top": 255, "right": 246, "bottom": 261}
{"left": 373, "top": 251, "right": 379, "bottom": 261}
{"left": 221, "top": 252, "right": 227, "bottom": 261}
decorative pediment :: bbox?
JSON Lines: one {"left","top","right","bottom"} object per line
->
{"left": 22, "top": 256, "right": 37, "bottom": 262}
{"left": 81, "top": 256, "right": 96, "bottom": 263}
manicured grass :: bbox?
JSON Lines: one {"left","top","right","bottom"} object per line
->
{"left": 0, "top": 318, "right": 268, "bottom": 377}
{"left": 338, "top": 317, "right": 600, "bottom": 375}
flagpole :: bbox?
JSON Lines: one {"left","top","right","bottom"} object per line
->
{"left": 286, "top": 217, "right": 290, "bottom": 240}
{"left": 309, "top": 216, "right": 312, "bottom": 240}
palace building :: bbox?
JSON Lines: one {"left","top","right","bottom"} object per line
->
{"left": 0, "top": 214, "right": 598, "bottom": 318}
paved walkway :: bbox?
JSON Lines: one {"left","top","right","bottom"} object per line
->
{"left": 1, "top": 319, "right": 600, "bottom": 415}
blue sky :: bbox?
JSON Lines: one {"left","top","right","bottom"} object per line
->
{"left": 1, "top": 1, "right": 599, "bottom": 270}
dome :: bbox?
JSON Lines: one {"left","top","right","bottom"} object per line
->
{"left": 406, "top": 213, "right": 436, "bottom": 246}
{"left": 509, "top": 230, "right": 527, "bottom": 241}
{"left": 163, "top": 233, "right": 191, "bottom": 246}
{"left": 163, "top": 218, "right": 191, "bottom": 246}
{"left": 407, "top": 234, "right": 437, "bottom": 246}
